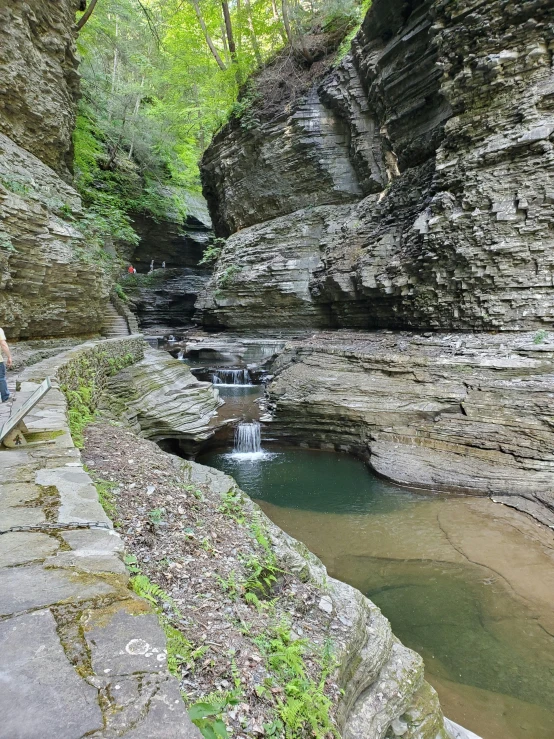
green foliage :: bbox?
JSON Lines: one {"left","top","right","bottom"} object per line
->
{"left": 114, "top": 283, "right": 129, "bottom": 302}
{"left": 216, "top": 570, "right": 241, "bottom": 600}
{"left": 0, "top": 230, "right": 16, "bottom": 253}
{"left": 59, "top": 346, "right": 138, "bottom": 446}
{"left": 130, "top": 572, "right": 208, "bottom": 677}
{"left": 65, "top": 384, "right": 96, "bottom": 448}
{"left": 188, "top": 690, "right": 240, "bottom": 739}
{"left": 244, "top": 553, "right": 280, "bottom": 601}
{"left": 255, "top": 621, "right": 339, "bottom": 739}
{"left": 199, "top": 238, "right": 227, "bottom": 266}
{"left": 164, "top": 623, "right": 209, "bottom": 676}
{"left": 217, "top": 265, "right": 242, "bottom": 288}
{"left": 0, "top": 174, "right": 32, "bottom": 197}
{"left": 148, "top": 507, "right": 166, "bottom": 525}
{"left": 76, "top": 0, "right": 368, "bottom": 204}
{"left": 93, "top": 477, "right": 118, "bottom": 521}
{"left": 335, "top": 0, "right": 372, "bottom": 61}
{"left": 131, "top": 573, "right": 173, "bottom": 607}
{"left": 218, "top": 489, "right": 245, "bottom": 522}
{"left": 533, "top": 329, "right": 548, "bottom": 345}
{"left": 123, "top": 553, "right": 140, "bottom": 574}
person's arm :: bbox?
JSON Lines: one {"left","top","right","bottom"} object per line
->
{"left": 0, "top": 339, "right": 12, "bottom": 368}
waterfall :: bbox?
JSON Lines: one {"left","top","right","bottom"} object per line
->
{"left": 233, "top": 421, "right": 261, "bottom": 455}
{"left": 212, "top": 368, "right": 252, "bottom": 386}
{"left": 177, "top": 350, "right": 184, "bottom": 360}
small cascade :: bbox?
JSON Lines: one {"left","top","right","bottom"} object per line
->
{"left": 177, "top": 350, "right": 184, "bottom": 360}
{"left": 233, "top": 421, "right": 261, "bottom": 455}
{"left": 212, "top": 368, "right": 252, "bottom": 386}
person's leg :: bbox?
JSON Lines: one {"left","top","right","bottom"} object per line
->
{"left": 0, "top": 362, "right": 9, "bottom": 402}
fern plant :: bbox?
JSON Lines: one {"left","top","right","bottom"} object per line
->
{"left": 131, "top": 574, "right": 172, "bottom": 607}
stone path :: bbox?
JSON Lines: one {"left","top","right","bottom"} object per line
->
{"left": 0, "top": 340, "right": 200, "bottom": 739}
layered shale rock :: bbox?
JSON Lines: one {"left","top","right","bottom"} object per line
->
{"left": 124, "top": 195, "right": 213, "bottom": 330}
{"left": 125, "top": 268, "right": 210, "bottom": 331}
{"left": 0, "top": 133, "right": 110, "bottom": 339}
{"left": 0, "top": 0, "right": 81, "bottom": 180}
{"left": 106, "top": 349, "right": 222, "bottom": 445}
{"left": 198, "top": 0, "right": 554, "bottom": 332}
{"left": 266, "top": 331, "right": 554, "bottom": 527}
{"left": 130, "top": 193, "right": 213, "bottom": 272}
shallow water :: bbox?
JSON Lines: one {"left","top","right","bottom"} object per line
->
{"left": 199, "top": 446, "right": 554, "bottom": 739}
{"left": 212, "top": 385, "right": 263, "bottom": 424}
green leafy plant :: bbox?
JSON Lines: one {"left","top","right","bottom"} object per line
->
{"left": 533, "top": 329, "right": 548, "bottom": 345}
{"left": 148, "top": 507, "right": 166, "bottom": 525}
{"left": 218, "top": 489, "right": 245, "bottom": 522}
{"left": 188, "top": 690, "right": 240, "bottom": 739}
{"left": 0, "top": 231, "right": 16, "bottom": 252}
{"left": 217, "top": 265, "right": 242, "bottom": 289}
{"left": 254, "top": 622, "right": 339, "bottom": 739}
{"left": 217, "top": 570, "right": 241, "bottom": 600}
{"left": 131, "top": 574, "right": 173, "bottom": 607}
{"left": 94, "top": 477, "right": 118, "bottom": 521}
{"left": 0, "top": 174, "right": 31, "bottom": 197}
{"left": 199, "top": 238, "right": 226, "bottom": 266}
{"left": 123, "top": 553, "right": 140, "bottom": 574}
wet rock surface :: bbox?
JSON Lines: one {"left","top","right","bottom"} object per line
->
{"left": 266, "top": 331, "right": 554, "bottom": 526}
{"left": 199, "top": 0, "right": 554, "bottom": 331}
{"left": 128, "top": 269, "right": 211, "bottom": 331}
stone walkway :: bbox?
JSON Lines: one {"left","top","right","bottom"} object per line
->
{"left": 0, "top": 340, "right": 200, "bottom": 739}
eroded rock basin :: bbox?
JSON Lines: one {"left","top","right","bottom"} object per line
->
{"left": 199, "top": 447, "right": 554, "bottom": 739}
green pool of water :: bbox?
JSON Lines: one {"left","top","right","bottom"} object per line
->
{"left": 199, "top": 446, "right": 554, "bottom": 739}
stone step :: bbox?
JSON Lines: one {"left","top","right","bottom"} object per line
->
{"left": 100, "top": 303, "right": 130, "bottom": 338}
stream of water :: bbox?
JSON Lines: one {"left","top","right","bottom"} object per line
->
{"left": 198, "top": 446, "right": 554, "bottom": 739}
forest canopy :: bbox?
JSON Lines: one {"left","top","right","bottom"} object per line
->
{"left": 74, "top": 0, "right": 370, "bottom": 244}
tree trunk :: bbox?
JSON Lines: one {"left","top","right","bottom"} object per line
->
{"left": 245, "top": 0, "right": 262, "bottom": 66}
{"left": 76, "top": 0, "right": 98, "bottom": 31}
{"left": 281, "top": 0, "right": 294, "bottom": 47}
{"left": 191, "top": 0, "right": 227, "bottom": 71}
{"left": 128, "top": 76, "right": 145, "bottom": 160}
{"left": 221, "top": 1, "right": 237, "bottom": 61}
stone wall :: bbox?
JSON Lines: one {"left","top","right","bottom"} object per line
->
{"left": 0, "top": 0, "right": 81, "bottom": 180}
{"left": 198, "top": 0, "right": 554, "bottom": 332}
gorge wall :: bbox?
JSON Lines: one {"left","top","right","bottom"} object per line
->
{"left": 125, "top": 195, "right": 213, "bottom": 330}
{"left": 198, "top": 0, "right": 554, "bottom": 332}
{"left": 0, "top": 0, "right": 82, "bottom": 180}
{"left": 0, "top": 0, "right": 114, "bottom": 340}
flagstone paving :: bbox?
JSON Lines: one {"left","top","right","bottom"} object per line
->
{"left": 0, "top": 339, "right": 201, "bottom": 739}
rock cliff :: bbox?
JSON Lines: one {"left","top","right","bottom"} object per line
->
{"left": 266, "top": 331, "right": 554, "bottom": 528}
{"left": 0, "top": 133, "right": 110, "bottom": 339}
{"left": 0, "top": 0, "right": 118, "bottom": 339}
{"left": 198, "top": 0, "right": 554, "bottom": 332}
{"left": 0, "top": 0, "right": 81, "bottom": 180}
{"left": 124, "top": 196, "right": 213, "bottom": 330}
{"left": 105, "top": 348, "right": 222, "bottom": 448}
